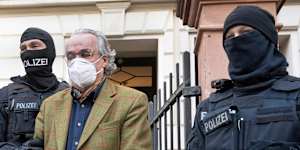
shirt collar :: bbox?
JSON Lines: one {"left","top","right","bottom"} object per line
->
{"left": 83, "top": 79, "right": 105, "bottom": 103}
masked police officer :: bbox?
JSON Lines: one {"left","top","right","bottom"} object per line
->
{"left": 0, "top": 27, "right": 68, "bottom": 149}
{"left": 187, "top": 5, "right": 300, "bottom": 150}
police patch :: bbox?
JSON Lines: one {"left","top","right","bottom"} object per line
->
{"left": 202, "top": 109, "right": 232, "bottom": 134}
{"left": 15, "top": 102, "right": 38, "bottom": 110}
{"left": 10, "top": 98, "right": 40, "bottom": 111}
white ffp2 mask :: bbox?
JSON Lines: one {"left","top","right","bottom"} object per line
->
{"left": 67, "top": 57, "right": 103, "bottom": 89}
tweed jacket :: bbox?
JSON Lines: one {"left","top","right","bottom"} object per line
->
{"left": 34, "top": 80, "right": 152, "bottom": 150}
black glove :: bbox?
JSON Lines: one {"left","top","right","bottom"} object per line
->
{"left": 0, "top": 142, "right": 19, "bottom": 150}
{"left": 20, "top": 139, "right": 43, "bottom": 150}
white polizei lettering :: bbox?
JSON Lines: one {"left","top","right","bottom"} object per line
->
{"left": 204, "top": 111, "right": 229, "bottom": 133}
{"left": 23, "top": 58, "right": 48, "bottom": 67}
{"left": 204, "top": 122, "right": 209, "bottom": 132}
{"left": 209, "top": 121, "right": 214, "bottom": 130}
{"left": 16, "top": 103, "right": 24, "bottom": 109}
{"left": 215, "top": 114, "right": 221, "bottom": 126}
{"left": 201, "top": 112, "right": 207, "bottom": 120}
{"left": 16, "top": 102, "right": 37, "bottom": 109}
{"left": 23, "top": 60, "right": 31, "bottom": 67}
{"left": 221, "top": 112, "right": 228, "bottom": 123}
{"left": 40, "top": 58, "right": 48, "bottom": 66}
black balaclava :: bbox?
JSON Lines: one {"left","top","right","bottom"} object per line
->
{"left": 20, "top": 27, "right": 59, "bottom": 91}
{"left": 223, "top": 5, "right": 288, "bottom": 86}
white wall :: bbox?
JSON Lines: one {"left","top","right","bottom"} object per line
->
{"left": 278, "top": 4, "right": 300, "bottom": 77}
{"left": 0, "top": 13, "right": 102, "bottom": 87}
{"left": 0, "top": 3, "right": 179, "bottom": 88}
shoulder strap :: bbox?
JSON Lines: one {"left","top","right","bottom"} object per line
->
{"left": 6, "top": 82, "right": 32, "bottom": 111}
{"left": 7, "top": 82, "right": 29, "bottom": 95}
{"left": 270, "top": 76, "right": 300, "bottom": 100}
{"left": 272, "top": 76, "right": 300, "bottom": 92}
{"left": 276, "top": 77, "right": 300, "bottom": 119}
{"left": 207, "top": 89, "right": 233, "bottom": 112}
{"left": 0, "top": 86, "right": 9, "bottom": 116}
{"left": 296, "top": 98, "right": 300, "bottom": 120}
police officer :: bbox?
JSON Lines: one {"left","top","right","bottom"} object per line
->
{"left": 0, "top": 27, "right": 68, "bottom": 149}
{"left": 188, "top": 5, "right": 300, "bottom": 150}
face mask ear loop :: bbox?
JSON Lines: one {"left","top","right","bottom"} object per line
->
{"left": 95, "top": 68, "right": 104, "bottom": 75}
{"left": 93, "top": 55, "right": 106, "bottom": 75}
{"left": 93, "top": 55, "right": 104, "bottom": 64}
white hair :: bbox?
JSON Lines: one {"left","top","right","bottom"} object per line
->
{"left": 72, "top": 28, "right": 117, "bottom": 76}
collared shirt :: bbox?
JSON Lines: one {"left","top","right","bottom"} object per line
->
{"left": 66, "top": 82, "right": 104, "bottom": 150}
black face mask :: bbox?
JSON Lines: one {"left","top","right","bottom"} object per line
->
{"left": 21, "top": 48, "right": 51, "bottom": 74}
{"left": 20, "top": 27, "right": 58, "bottom": 91}
{"left": 224, "top": 30, "right": 288, "bottom": 85}
{"left": 20, "top": 48, "right": 58, "bottom": 91}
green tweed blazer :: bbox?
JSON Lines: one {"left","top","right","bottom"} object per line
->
{"left": 34, "top": 80, "right": 152, "bottom": 150}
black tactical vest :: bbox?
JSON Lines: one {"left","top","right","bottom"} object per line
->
{"left": 4, "top": 81, "right": 68, "bottom": 144}
{"left": 189, "top": 76, "right": 300, "bottom": 150}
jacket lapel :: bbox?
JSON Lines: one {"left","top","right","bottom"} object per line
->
{"left": 55, "top": 90, "right": 72, "bottom": 150}
{"left": 78, "top": 80, "right": 117, "bottom": 149}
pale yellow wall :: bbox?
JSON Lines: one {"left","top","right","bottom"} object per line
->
{"left": 278, "top": 3, "right": 300, "bottom": 77}
{"left": 0, "top": 1, "right": 181, "bottom": 87}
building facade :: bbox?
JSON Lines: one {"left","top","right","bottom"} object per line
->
{"left": 0, "top": 0, "right": 198, "bottom": 95}
{"left": 0, "top": 1, "right": 197, "bottom": 149}
{"left": 0, "top": 0, "right": 299, "bottom": 149}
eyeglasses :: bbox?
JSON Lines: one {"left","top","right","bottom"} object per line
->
{"left": 65, "top": 49, "right": 96, "bottom": 61}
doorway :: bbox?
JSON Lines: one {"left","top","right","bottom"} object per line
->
{"left": 109, "top": 39, "right": 158, "bottom": 101}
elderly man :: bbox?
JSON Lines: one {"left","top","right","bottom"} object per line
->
{"left": 34, "top": 28, "right": 152, "bottom": 150}
{"left": 187, "top": 5, "right": 300, "bottom": 150}
{"left": 0, "top": 27, "right": 68, "bottom": 149}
